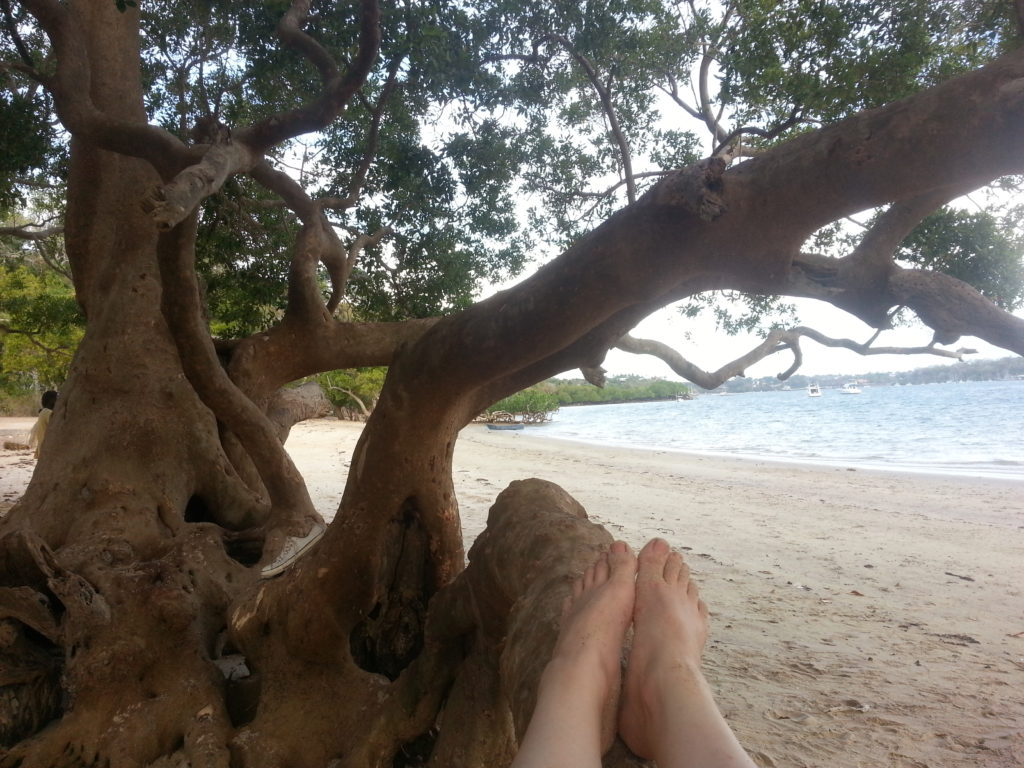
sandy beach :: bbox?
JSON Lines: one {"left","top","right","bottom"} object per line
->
{"left": 3, "top": 416, "right": 1023, "bottom": 766}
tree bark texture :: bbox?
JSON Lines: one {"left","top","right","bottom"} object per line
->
{"left": 2, "top": 3, "right": 1024, "bottom": 766}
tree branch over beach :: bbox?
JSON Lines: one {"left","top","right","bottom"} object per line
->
{"left": 615, "top": 327, "right": 979, "bottom": 390}
{"left": 1, "top": 0, "right": 1023, "bottom": 765}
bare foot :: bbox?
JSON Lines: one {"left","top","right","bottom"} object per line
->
{"left": 555, "top": 540, "right": 639, "bottom": 658}
{"left": 511, "top": 540, "right": 637, "bottom": 767}
{"left": 619, "top": 537, "right": 709, "bottom": 759}
{"left": 552, "top": 540, "right": 638, "bottom": 752}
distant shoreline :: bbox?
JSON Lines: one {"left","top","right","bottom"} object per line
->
{"left": 557, "top": 395, "right": 682, "bottom": 407}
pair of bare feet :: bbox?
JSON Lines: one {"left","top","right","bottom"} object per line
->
{"left": 511, "top": 538, "right": 758, "bottom": 768}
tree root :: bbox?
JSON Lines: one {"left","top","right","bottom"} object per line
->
{"left": 0, "top": 690, "right": 234, "bottom": 768}
{"left": 429, "top": 478, "right": 650, "bottom": 767}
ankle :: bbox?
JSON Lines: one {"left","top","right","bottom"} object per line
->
{"left": 543, "top": 652, "right": 615, "bottom": 691}
{"left": 535, "top": 656, "right": 613, "bottom": 721}
{"left": 635, "top": 654, "right": 705, "bottom": 711}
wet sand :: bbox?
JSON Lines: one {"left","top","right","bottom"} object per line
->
{"left": 3, "top": 416, "right": 1023, "bottom": 766}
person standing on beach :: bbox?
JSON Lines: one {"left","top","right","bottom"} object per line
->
{"left": 512, "top": 538, "right": 758, "bottom": 768}
{"left": 28, "top": 390, "right": 58, "bottom": 460}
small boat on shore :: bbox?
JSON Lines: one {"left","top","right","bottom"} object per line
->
{"left": 486, "top": 423, "right": 525, "bottom": 431}
{"left": 807, "top": 383, "right": 822, "bottom": 397}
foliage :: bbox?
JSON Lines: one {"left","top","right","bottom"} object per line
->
{"left": 490, "top": 377, "right": 693, "bottom": 416}
{"left": 720, "top": 0, "right": 1012, "bottom": 129}
{"left": 547, "top": 375, "right": 692, "bottom": 405}
{"left": 317, "top": 367, "right": 388, "bottom": 414}
{"left": 1, "top": 0, "right": 1021, "bottom": 372}
{"left": 0, "top": 90, "right": 53, "bottom": 212}
{"left": 486, "top": 387, "right": 560, "bottom": 417}
{"left": 679, "top": 292, "right": 801, "bottom": 337}
{"left": 0, "top": 259, "right": 83, "bottom": 396}
{"left": 896, "top": 207, "right": 1024, "bottom": 311}
{"left": 197, "top": 180, "right": 299, "bottom": 338}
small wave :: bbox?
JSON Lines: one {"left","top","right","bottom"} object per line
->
{"left": 540, "top": 382, "right": 1024, "bottom": 481}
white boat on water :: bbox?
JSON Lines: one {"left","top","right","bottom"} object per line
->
{"left": 807, "top": 383, "right": 822, "bottom": 397}
{"left": 839, "top": 382, "right": 862, "bottom": 395}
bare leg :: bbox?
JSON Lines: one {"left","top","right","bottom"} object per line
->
{"left": 619, "top": 538, "right": 757, "bottom": 768}
{"left": 511, "top": 541, "right": 638, "bottom": 768}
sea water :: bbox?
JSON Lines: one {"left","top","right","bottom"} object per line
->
{"left": 536, "top": 379, "right": 1024, "bottom": 480}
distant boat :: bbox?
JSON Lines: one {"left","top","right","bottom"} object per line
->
{"left": 486, "top": 423, "right": 524, "bottom": 431}
{"left": 839, "top": 382, "right": 862, "bottom": 395}
{"left": 807, "top": 383, "right": 822, "bottom": 397}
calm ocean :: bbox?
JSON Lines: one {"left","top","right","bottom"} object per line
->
{"left": 536, "top": 379, "right": 1024, "bottom": 480}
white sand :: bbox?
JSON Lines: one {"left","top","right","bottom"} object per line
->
{"left": 3, "top": 416, "right": 1023, "bottom": 766}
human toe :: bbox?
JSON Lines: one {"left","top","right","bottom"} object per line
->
{"left": 637, "top": 538, "right": 670, "bottom": 581}
{"left": 607, "top": 540, "right": 637, "bottom": 580}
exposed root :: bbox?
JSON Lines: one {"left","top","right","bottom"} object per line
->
{"left": 421, "top": 478, "right": 650, "bottom": 766}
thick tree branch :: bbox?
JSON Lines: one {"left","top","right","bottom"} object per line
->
{"left": 468, "top": 278, "right": 723, "bottom": 419}
{"left": 785, "top": 189, "right": 957, "bottom": 325}
{"left": 446, "top": 50, "right": 1024, "bottom": 401}
{"left": 615, "top": 331, "right": 791, "bottom": 388}
{"left": 141, "top": 0, "right": 381, "bottom": 231}
{"left": 847, "top": 189, "right": 957, "bottom": 271}
{"left": 643, "top": 157, "right": 727, "bottom": 221}
{"left": 155, "top": 216, "right": 321, "bottom": 534}
{"left": 225, "top": 317, "right": 439, "bottom": 407}
{"left": 248, "top": 160, "right": 353, "bottom": 320}
{"left": 19, "top": 0, "right": 188, "bottom": 175}
{"left": 889, "top": 267, "right": 1024, "bottom": 354}
{"left": 784, "top": 183, "right": 1006, "bottom": 331}
{"left": 142, "top": 142, "right": 257, "bottom": 231}
{"left": 236, "top": 0, "right": 381, "bottom": 153}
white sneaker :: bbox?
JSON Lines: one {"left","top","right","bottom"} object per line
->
{"left": 260, "top": 521, "right": 326, "bottom": 578}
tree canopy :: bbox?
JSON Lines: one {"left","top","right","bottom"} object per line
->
{"left": 3, "top": 0, "right": 1022, "bottom": 373}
